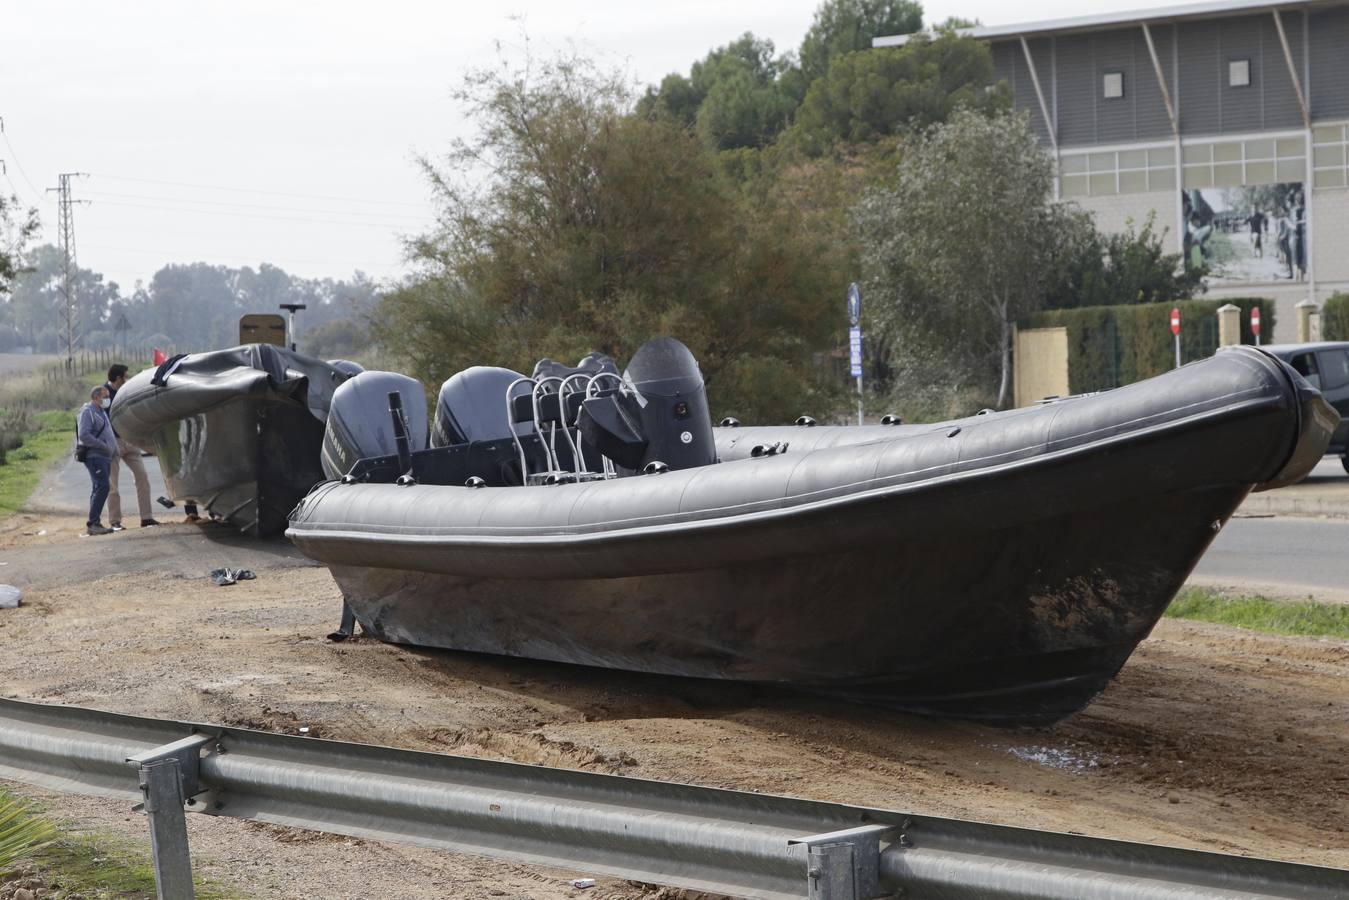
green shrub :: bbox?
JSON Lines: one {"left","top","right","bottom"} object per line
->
{"left": 1323, "top": 293, "right": 1349, "bottom": 341}
{"left": 1025, "top": 297, "right": 1276, "bottom": 393}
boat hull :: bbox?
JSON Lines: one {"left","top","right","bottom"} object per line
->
{"left": 147, "top": 396, "right": 329, "bottom": 536}
{"left": 111, "top": 344, "right": 347, "bottom": 535}
{"left": 289, "top": 348, "right": 1338, "bottom": 722}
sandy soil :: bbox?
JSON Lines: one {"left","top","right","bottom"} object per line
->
{"left": 0, "top": 513, "right": 1345, "bottom": 898}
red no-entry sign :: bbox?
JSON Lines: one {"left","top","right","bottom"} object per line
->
{"left": 1170, "top": 308, "right": 1181, "bottom": 336}
{"left": 1251, "top": 306, "right": 1261, "bottom": 336}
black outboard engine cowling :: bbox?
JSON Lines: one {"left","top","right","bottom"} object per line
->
{"left": 532, "top": 351, "right": 618, "bottom": 384}
{"left": 578, "top": 337, "right": 715, "bottom": 474}
{"left": 433, "top": 366, "right": 532, "bottom": 447}
{"left": 322, "top": 371, "right": 428, "bottom": 479}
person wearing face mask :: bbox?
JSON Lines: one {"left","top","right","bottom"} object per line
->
{"left": 77, "top": 385, "right": 120, "bottom": 536}
{"left": 104, "top": 364, "right": 160, "bottom": 529}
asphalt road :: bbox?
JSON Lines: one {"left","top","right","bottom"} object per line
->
{"left": 21, "top": 442, "right": 1349, "bottom": 602}
{"left": 1191, "top": 513, "right": 1349, "bottom": 603}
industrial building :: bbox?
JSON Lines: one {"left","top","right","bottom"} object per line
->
{"left": 877, "top": 0, "right": 1349, "bottom": 340}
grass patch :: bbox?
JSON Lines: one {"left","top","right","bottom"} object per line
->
{"left": 0, "top": 409, "right": 82, "bottom": 518}
{"left": 0, "top": 370, "right": 102, "bottom": 518}
{"left": 1, "top": 785, "right": 235, "bottom": 898}
{"left": 1166, "top": 587, "right": 1349, "bottom": 639}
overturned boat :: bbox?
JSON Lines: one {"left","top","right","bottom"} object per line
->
{"left": 287, "top": 339, "right": 1335, "bottom": 723}
{"left": 111, "top": 344, "right": 356, "bottom": 536}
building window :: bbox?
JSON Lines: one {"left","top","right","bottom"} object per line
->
{"left": 1102, "top": 71, "right": 1124, "bottom": 99}
{"left": 1059, "top": 145, "right": 1174, "bottom": 198}
{"left": 1313, "top": 123, "right": 1349, "bottom": 189}
{"left": 1228, "top": 59, "right": 1251, "bottom": 87}
{"left": 1181, "top": 136, "right": 1306, "bottom": 189}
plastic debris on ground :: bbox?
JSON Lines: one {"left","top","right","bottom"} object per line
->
{"left": 210, "top": 567, "right": 257, "bottom": 586}
{"left": 569, "top": 879, "right": 596, "bottom": 890}
{"left": 1006, "top": 745, "right": 1103, "bottom": 773}
{"left": 0, "top": 585, "right": 21, "bottom": 608}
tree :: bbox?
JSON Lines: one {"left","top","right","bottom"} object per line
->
{"left": 799, "top": 0, "right": 924, "bottom": 82}
{"left": 639, "top": 33, "right": 802, "bottom": 151}
{"left": 0, "top": 191, "right": 38, "bottom": 298}
{"left": 855, "top": 109, "right": 1077, "bottom": 411}
{"left": 1045, "top": 213, "right": 1206, "bottom": 310}
{"left": 378, "top": 54, "right": 844, "bottom": 422}
{"left": 787, "top": 33, "right": 1006, "bottom": 156}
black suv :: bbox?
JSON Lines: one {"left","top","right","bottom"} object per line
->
{"left": 1263, "top": 342, "right": 1349, "bottom": 473}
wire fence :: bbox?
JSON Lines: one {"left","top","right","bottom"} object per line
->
{"left": 39, "top": 346, "right": 172, "bottom": 385}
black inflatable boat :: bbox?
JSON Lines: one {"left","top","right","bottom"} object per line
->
{"left": 287, "top": 339, "right": 1335, "bottom": 722}
{"left": 111, "top": 344, "right": 356, "bottom": 536}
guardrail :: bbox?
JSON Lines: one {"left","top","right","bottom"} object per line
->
{"left": 0, "top": 697, "right": 1344, "bottom": 900}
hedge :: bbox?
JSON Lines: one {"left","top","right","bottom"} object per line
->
{"left": 1025, "top": 297, "right": 1277, "bottom": 393}
{"left": 1324, "top": 293, "right": 1349, "bottom": 341}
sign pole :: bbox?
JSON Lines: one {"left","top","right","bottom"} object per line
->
{"left": 1170, "top": 307, "right": 1182, "bottom": 368}
{"left": 1251, "top": 306, "right": 1262, "bottom": 346}
{"left": 847, "top": 283, "right": 863, "bottom": 426}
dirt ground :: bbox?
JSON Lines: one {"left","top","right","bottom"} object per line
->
{"left": 0, "top": 511, "right": 1346, "bottom": 898}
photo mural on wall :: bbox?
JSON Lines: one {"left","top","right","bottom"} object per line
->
{"left": 1182, "top": 183, "right": 1307, "bottom": 285}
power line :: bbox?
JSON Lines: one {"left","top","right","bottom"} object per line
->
{"left": 81, "top": 188, "right": 435, "bottom": 222}
{"left": 89, "top": 172, "right": 431, "bottom": 208}
{"left": 83, "top": 199, "right": 422, "bottom": 230}
{"left": 80, "top": 243, "right": 402, "bottom": 271}
{"left": 0, "top": 118, "right": 46, "bottom": 205}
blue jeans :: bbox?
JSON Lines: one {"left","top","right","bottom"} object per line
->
{"left": 85, "top": 455, "right": 112, "bottom": 526}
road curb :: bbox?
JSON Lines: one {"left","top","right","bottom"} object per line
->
{"left": 1238, "top": 491, "right": 1349, "bottom": 519}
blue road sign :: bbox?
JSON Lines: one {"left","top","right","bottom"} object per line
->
{"left": 849, "top": 326, "right": 862, "bottom": 377}
{"left": 847, "top": 282, "right": 861, "bottom": 326}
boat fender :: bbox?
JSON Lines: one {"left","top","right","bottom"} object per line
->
{"left": 795, "top": 415, "right": 817, "bottom": 426}
{"left": 719, "top": 417, "right": 741, "bottom": 427}
{"left": 395, "top": 474, "right": 417, "bottom": 486}
{"left": 464, "top": 476, "right": 487, "bottom": 488}
{"left": 642, "top": 461, "right": 670, "bottom": 475}
{"left": 880, "top": 414, "right": 903, "bottom": 425}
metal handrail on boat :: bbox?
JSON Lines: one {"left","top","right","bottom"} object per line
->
{"left": 504, "top": 376, "right": 538, "bottom": 483}
{"left": 559, "top": 373, "right": 591, "bottom": 474}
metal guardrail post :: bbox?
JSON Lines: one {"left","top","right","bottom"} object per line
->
{"left": 128, "top": 733, "right": 215, "bottom": 900}
{"left": 791, "top": 824, "right": 898, "bottom": 899}
{"left": 137, "top": 758, "right": 195, "bottom": 900}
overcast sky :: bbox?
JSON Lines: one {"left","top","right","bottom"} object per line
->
{"left": 3, "top": 0, "right": 1179, "bottom": 293}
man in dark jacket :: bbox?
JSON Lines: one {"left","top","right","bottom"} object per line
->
{"left": 77, "top": 385, "right": 120, "bottom": 535}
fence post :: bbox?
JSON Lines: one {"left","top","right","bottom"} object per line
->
{"left": 1216, "top": 304, "right": 1241, "bottom": 346}
{"left": 1296, "top": 299, "right": 1319, "bottom": 343}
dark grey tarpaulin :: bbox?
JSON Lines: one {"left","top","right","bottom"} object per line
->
{"left": 288, "top": 348, "right": 1337, "bottom": 722}
{"left": 110, "top": 344, "right": 351, "bottom": 536}
{"left": 0, "top": 696, "right": 1344, "bottom": 900}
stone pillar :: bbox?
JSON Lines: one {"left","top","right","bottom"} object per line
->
{"left": 1296, "top": 299, "right": 1319, "bottom": 343}
{"left": 1216, "top": 303, "right": 1241, "bottom": 346}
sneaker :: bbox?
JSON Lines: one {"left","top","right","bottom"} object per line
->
{"left": 110, "top": 522, "right": 125, "bottom": 532}
{"left": 140, "top": 518, "right": 162, "bottom": 527}
{"left": 87, "top": 524, "right": 113, "bottom": 536}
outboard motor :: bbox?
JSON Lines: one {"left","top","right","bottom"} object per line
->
{"left": 432, "top": 366, "right": 533, "bottom": 447}
{"left": 327, "top": 359, "right": 366, "bottom": 378}
{"left": 322, "top": 371, "right": 428, "bottom": 479}
{"left": 577, "top": 337, "right": 715, "bottom": 473}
